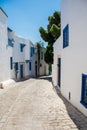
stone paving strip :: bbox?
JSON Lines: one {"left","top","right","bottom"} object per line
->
{"left": 0, "top": 76, "right": 87, "bottom": 130}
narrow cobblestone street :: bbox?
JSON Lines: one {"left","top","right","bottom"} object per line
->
{"left": 0, "top": 76, "right": 87, "bottom": 130}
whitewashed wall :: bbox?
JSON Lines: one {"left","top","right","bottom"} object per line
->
{"left": 0, "top": 9, "right": 10, "bottom": 82}
{"left": 24, "top": 40, "right": 30, "bottom": 78}
{"left": 52, "top": 37, "right": 62, "bottom": 86}
{"left": 13, "top": 35, "right": 25, "bottom": 62}
{"left": 8, "top": 28, "right": 37, "bottom": 79}
{"left": 13, "top": 35, "right": 30, "bottom": 79}
{"left": 8, "top": 29, "right": 15, "bottom": 79}
{"left": 39, "top": 48, "right": 47, "bottom": 76}
{"left": 0, "top": 8, "right": 37, "bottom": 82}
{"left": 60, "top": 0, "right": 87, "bottom": 116}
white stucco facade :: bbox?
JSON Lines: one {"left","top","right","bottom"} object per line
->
{"left": 52, "top": 0, "right": 87, "bottom": 116}
{"left": 8, "top": 29, "right": 37, "bottom": 80}
{"left": 0, "top": 7, "right": 48, "bottom": 85}
{"left": 0, "top": 8, "right": 10, "bottom": 82}
{"left": 39, "top": 47, "right": 48, "bottom": 76}
{"left": 0, "top": 7, "right": 38, "bottom": 83}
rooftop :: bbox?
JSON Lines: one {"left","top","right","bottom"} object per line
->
{"left": 0, "top": 7, "right": 8, "bottom": 17}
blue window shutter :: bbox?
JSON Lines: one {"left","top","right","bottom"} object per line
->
{"left": 20, "top": 43, "right": 25, "bottom": 52}
{"left": 10, "top": 57, "right": 13, "bottom": 70}
{"left": 63, "top": 24, "right": 69, "bottom": 48}
{"left": 15, "top": 62, "right": 18, "bottom": 70}
{"left": 80, "top": 74, "right": 87, "bottom": 108}
{"left": 30, "top": 47, "right": 35, "bottom": 57}
{"left": 8, "top": 39, "right": 14, "bottom": 47}
{"left": 20, "top": 45, "right": 23, "bottom": 52}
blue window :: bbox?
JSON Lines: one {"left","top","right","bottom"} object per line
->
{"left": 25, "top": 60, "right": 29, "bottom": 63}
{"left": 29, "top": 61, "right": 31, "bottom": 70}
{"left": 80, "top": 74, "right": 87, "bottom": 108}
{"left": 15, "top": 62, "right": 18, "bottom": 70}
{"left": 63, "top": 24, "right": 69, "bottom": 48}
{"left": 8, "top": 39, "right": 14, "bottom": 47}
{"left": 20, "top": 45, "right": 23, "bottom": 52}
{"left": 20, "top": 43, "right": 26, "bottom": 52}
{"left": 41, "top": 52, "right": 43, "bottom": 60}
{"left": 30, "top": 47, "right": 35, "bottom": 57}
{"left": 10, "top": 57, "right": 13, "bottom": 70}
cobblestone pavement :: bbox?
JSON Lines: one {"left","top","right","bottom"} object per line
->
{"left": 0, "top": 76, "right": 87, "bottom": 130}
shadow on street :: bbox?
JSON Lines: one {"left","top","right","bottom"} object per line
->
{"left": 57, "top": 92, "right": 87, "bottom": 129}
{"left": 37, "top": 75, "right": 52, "bottom": 82}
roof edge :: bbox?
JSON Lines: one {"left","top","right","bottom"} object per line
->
{"left": 0, "top": 7, "right": 8, "bottom": 17}
{"left": 8, "top": 27, "right": 13, "bottom": 32}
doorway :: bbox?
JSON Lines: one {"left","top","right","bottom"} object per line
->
{"left": 20, "top": 64, "right": 24, "bottom": 78}
{"left": 58, "top": 58, "right": 61, "bottom": 87}
{"left": 35, "top": 61, "right": 37, "bottom": 77}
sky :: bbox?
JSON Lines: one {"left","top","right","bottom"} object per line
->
{"left": 0, "top": 0, "right": 61, "bottom": 46}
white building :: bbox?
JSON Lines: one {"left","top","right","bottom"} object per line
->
{"left": 39, "top": 47, "right": 48, "bottom": 76}
{"left": 0, "top": 8, "right": 10, "bottom": 82}
{"left": 52, "top": 0, "right": 87, "bottom": 116}
{"left": 0, "top": 7, "right": 48, "bottom": 85}
{"left": 0, "top": 7, "right": 37, "bottom": 83}
{"left": 8, "top": 28, "right": 36, "bottom": 80}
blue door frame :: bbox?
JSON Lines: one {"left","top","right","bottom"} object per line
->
{"left": 58, "top": 58, "right": 61, "bottom": 87}
{"left": 20, "top": 64, "right": 23, "bottom": 78}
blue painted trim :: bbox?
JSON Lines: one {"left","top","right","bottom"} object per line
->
{"left": 20, "top": 65, "right": 23, "bottom": 78}
{"left": 80, "top": 74, "right": 87, "bottom": 108}
{"left": 29, "top": 61, "right": 31, "bottom": 70}
{"left": 8, "top": 39, "right": 14, "bottom": 47}
{"left": 10, "top": 57, "right": 13, "bottom": 70}
{"left": 30, "top": 47, "right": 35, "bottom": 57}
{"left": 25, "top": 60, "right": 29, "bottom": 63}
{"left": 15, "top": 62, "right": 18, "bottom": 70}
{"left": 58, "top": 58, "right": 61, "bottom": 87}
{"left": 20, "top": 43, "right": 26, "bottom": 52}
{"left": 63, "top": 24, "right": 69, "bottom": 48}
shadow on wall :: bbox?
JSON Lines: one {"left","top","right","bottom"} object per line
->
{"left": 57, "top": 93, "right": 87, "bottom": 129}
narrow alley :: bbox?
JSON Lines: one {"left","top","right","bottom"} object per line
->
{"left": 0, "top": 76, "right": 87, "bottom": 130}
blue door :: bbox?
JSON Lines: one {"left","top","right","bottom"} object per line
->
{"left": 58, "top": 58, "right": 61, "bottom": 87}
{"left": 20, "top": 65, "right": 23, "bottom": 78}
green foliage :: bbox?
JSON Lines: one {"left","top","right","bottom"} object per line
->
{"left": 39, "top": 27, "right": 49, "bottom": 42}
{"left": 39, "top": 11, "right": 61, "bottom": 64}
{"left": 44, "top": 45, "right": 53, "bottom": 64}
{"left": 36, "top": 42, "right": 41, "bottom": 60}
{"left": 35, "top": 42, "right": 42, "bottom": 76}
{"left": 50, "top": 24, "right": 60, "bottom": 39}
